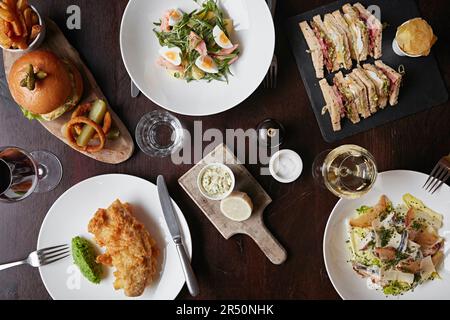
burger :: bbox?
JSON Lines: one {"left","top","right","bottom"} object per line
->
{"left": 8, "top": 50, "right": 83, "bottom": 121}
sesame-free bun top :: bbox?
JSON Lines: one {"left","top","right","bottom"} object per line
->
{"left": 8, "top": 50, "right": 83, "bottom": 115}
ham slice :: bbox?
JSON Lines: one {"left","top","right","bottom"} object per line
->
{"left": 332, "top": 85, "right": 347, "bottom": 117}
{"left": 160, "top": 11, "right": 171, "bottom": 32}
{"left": 189, "top": 32, "right": 207, "bottom": 56}
{"left": 228, "top": 55, "right": 239, "bottom": 65}
{"left": 156, "top": 57, "right": 184, "bottom": 72}
{"left": 211, "top": 54, "right": 239, "bottom": 65}
{"left": 312, "top": 24, "right": 333, "bottom": 72}
{"left": 374, "top": 247, "right": 397, "bottom": 261}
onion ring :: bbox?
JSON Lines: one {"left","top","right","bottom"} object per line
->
{"left": 71, "top": 103, "right": 112, "bottom": 137}
{"left": 65, "top": 116, "right": 106, "bottom": 153}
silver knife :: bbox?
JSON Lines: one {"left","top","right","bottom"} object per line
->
{"left": 131, "top": 80, "right": 140, "bottom": 98}
{"left": 157, "top": 175, "right": 199, "bottom": 297}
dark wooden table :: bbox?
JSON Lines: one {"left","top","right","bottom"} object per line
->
{"left": 0, "top": 0, "right": 449, "bottom": 300}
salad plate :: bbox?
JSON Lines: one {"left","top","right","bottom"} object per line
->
{"left": 37, "top": 174, "right": 192, "bottom": 300}
{"left": 323, "top": 170, "right": 450, "bottom": 300}
{"left": 120, "top": 0, "right": 275, "bottom": 116}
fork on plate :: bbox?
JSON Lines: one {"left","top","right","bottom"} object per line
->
{"left": 264, "top": 0, "right": 278, "bottom": 89}
{"left": 423, "top": 154, "right": 450, "bottom": 194}
{"left": 0, "top": 244, "right": 70, "bottom": 271}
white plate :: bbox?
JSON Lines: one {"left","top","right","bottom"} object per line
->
{"left": 37, "top": 174, "right": 192, "bottom": 300}
{"left": 120, "top": 0, "right": 275, "bottom": 116}
{"left": 323, "top": 170, "right": 450, "bottom": 300}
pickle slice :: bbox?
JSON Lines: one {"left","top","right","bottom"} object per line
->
{"left": 76, "top": 99, "right": 107, "bottom": 147}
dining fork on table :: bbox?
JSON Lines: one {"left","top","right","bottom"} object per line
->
{"left": 0, "top": 244, "right": 69, "bottom": 271}
{"left": 264, "top": 0, "right": 278, "bottom": 89}
{"left": 423, "top": 154, "right": 450, "bottom": 194}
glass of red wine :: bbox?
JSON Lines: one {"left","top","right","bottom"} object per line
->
{"left": 0, "top": 146, "right": 63, "bottom": 203}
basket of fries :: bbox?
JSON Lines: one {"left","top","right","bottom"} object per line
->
{"left": 0, "top": 0, "right": 45, "bottom": 52}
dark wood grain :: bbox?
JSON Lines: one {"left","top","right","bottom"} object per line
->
{"left": 0, "top": 0, "right": 449, "bottom": 300}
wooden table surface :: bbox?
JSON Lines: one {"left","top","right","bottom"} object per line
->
{"left": 0, "top": 0, "right": 449, "bottom": 300}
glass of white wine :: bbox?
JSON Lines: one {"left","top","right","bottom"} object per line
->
{"left": 312, "top": 145, "right": 378, "bottom": 199}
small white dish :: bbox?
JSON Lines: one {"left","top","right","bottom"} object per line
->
{"left": 392, "top": 20, "right": 423, "bottom": 58}
{"left": 197, "top": 163, "right": 235, "bottom": 201}
{"left": 0, "top": 5, "right": 46, "bottom": 53}
{"left": 392, "top": 38, "right": 421, "bottom": 58}
{"left": 269, "top": 149, "right": 303, "bottom": 183}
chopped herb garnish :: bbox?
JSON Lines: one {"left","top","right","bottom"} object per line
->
{"left": 411, "top": 220, "right": 423, "bottom": 231}
{"left": 356, "top": 205, "right": 371, "bottom": 215}
{"left": 379, "top": 227, "right": 393, "bottom": 247}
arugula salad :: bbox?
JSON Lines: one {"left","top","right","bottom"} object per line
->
{"left": 348, "top": 194, "right": 444, "bottom": 296}
{"left": 153, "top": 0, "right": 240, "bottom": 83}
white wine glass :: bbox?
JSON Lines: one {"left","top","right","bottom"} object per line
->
{"left": 312, "top": 145, "right": 378, "bottom": 199}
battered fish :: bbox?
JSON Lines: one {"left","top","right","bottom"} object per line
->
{"left": 88, "top": 200, "right": 158, "bottom": 297}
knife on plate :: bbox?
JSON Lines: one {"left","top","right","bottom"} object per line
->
{"left": 157, "top": 175, "right": 199, "bottom": 297}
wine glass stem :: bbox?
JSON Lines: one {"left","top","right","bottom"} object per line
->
{"left": 37, "top": 163, "right": 47, "bottom": 180}
{"left": 339, "top": 167, "right": 350, "bottom": 177}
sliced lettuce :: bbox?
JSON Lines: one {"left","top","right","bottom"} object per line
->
{"left": 403, "top": 193, "right": 443, "bottom": 229}
{"left": 20, "top": 106, "right": 43, "bottom": 121}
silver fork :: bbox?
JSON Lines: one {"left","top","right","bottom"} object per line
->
{"left": 0, "top": 244, "right": 70, "bottom": 271}
{"left": 264, "top": 0, "right": 278, "bottom": 89}
{"left": 423, "top": 154, "right": 450, "bottom": 194}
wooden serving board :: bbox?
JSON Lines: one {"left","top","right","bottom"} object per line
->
{"left": 179, "top": 144, "right": 287, "bottom": 265}
{"left": 3, "top": 19, "right": 134, "bottom": 164}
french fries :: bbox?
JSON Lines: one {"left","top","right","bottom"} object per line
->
{"left": 0, "top": 0, "right": 41, "bottom": 49}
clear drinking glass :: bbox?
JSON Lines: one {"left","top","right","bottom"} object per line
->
{"left": 312, "top": 145, "right": 378, "bottom": 199}
{"left": 135, "top": 110, "right": 184, "bottom": 157}
{"left": 0, "top": 146, "right": 63, "bottom": 203}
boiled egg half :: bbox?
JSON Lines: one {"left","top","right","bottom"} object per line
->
{"left": 168, "top": 9, "right": 183, "bottom": 26}
{"left": 213, "top": 25, "right": 233, "bottom": 49}
{"left": 159, "top": 46, "right": 182, "bottom": 66}
{"left": 195, "top": 55, "right": 218, "bottom": 73}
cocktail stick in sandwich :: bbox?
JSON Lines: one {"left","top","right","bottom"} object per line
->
{"left": 346, "top": 73, "right": 371, "bottom": 119}
{"left": 362, "top": 63, "right": 390, "bottom": 109}
{"left": 374, "top": 60, "right": 403, "bottom": 106}
{"left": 339, "top": 6, "right": 369, "bottom": 63}
{"left": 333, "top": 72, "right": 360, "bottom": 124}
{"left": 319, "top": 79, "right": 344, "bottom": 131}
{"left": 299, "top": 21, "right": 324, "bottom": 78}
{"left": 352, "top": 2, "right": 383, "bottom": 59}
{"left": 352, "top": 67, "right": 379, "bottom": 114}
{"left": 323, "top": 14, "right": 352, "bottom": 70}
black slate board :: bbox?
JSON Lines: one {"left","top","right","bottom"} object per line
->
{"left": 286, "top": 0, "right": 448, "bottom": 143}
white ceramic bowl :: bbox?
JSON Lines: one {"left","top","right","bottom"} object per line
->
{"left": 0, "top": 5, "right": 46, "bottom": 53}
{"left": 392, "top": 20, "right": 423, "bottom": 58}
{"left": 120, "top": 0, "right": 275, "bottom": 116}
{"left": 269, "top": 149, "right": 303, "bottom": 183}
{"left": 392, "top": 38, "right": 421, "bottom": 58}
{"left": 197, "top": 163, "right": 235, "bottom": 201}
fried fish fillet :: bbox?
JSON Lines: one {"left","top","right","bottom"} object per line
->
{"left": 88, "top": 200, "right": 158, "bottom": 297}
